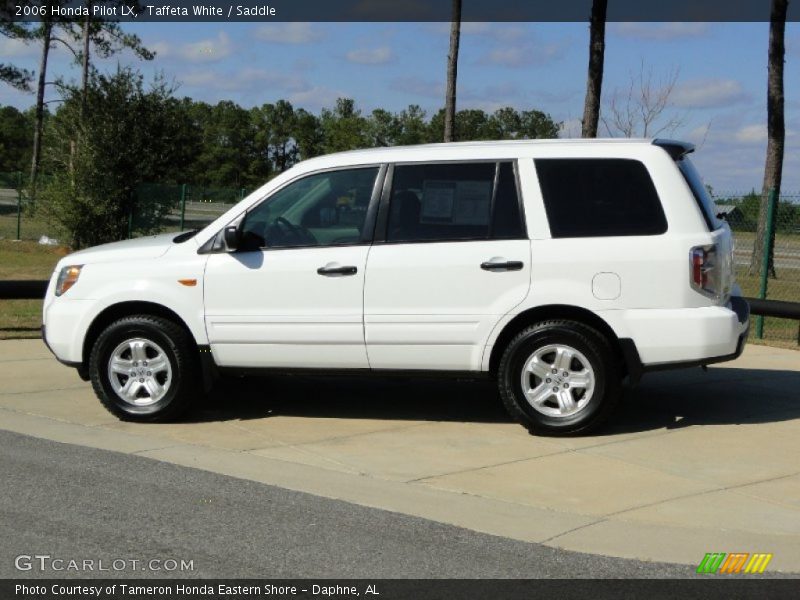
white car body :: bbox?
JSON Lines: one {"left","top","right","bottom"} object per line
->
{"left": 42, "top": 139, "right": 749, "bottom": 432}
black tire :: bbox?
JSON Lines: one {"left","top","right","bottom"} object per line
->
{"left": 497, "top": 320, "right": 621, "bottom": 436}
{"left": 89, "top": 315, "right": 199, "bottom": 422}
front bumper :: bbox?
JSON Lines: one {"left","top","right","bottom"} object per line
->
{"left": 42, "top": 324, "right": 88, "bottom": 378}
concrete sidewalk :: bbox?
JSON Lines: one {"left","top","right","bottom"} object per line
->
{"left": 1, "top": 338, "right": 799, "bottom": 572}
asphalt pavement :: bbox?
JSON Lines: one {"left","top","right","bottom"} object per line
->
{"left": 0, "top": 429, "right": 701, "bottom": 579}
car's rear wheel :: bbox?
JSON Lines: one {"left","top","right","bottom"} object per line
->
{"left": 89, "top": 315, "right": 198, "bottom": 421}
{"left": 497, "top": 320, "right": 621, "bottom": 435}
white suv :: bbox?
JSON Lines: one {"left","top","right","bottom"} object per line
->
{"left": 42, "top": 139, "right": 749, "bottom": 435}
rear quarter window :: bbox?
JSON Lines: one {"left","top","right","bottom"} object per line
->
{"left": 677, "top": 158, "right": 719, "bottom": 231}
{"left": 535, "top": 158, "right": 667, "bottom": 238}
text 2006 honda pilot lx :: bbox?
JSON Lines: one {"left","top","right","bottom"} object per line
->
{"left": 43, "top": 139, "right": 749, "bottom": 435}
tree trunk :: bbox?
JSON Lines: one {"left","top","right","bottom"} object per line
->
{"left": 30, "top": 20, "right": 52, "bottom": 199}
{"left": 81, "top": 13, "right": 91, "bottom": 118}
{"left": 581, "top": 0, "right": 607, "bottom": 138}
{"left": 443, "top": 0, "right": 461, "bottom": 143}
{"left": 750, "top": 0, "right": 787, "bottom": 278}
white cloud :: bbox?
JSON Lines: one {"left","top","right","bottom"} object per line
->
{"left": 672, "top": 79, "right": 750, "bottom": 109}
{"left": 734, "top": 124, "right": 767, "bottom": 144}
{"left": 147, "top": 41, "right": 171, "bottom": 59}
{"left": 389, "top": 76, "right": 443, "bottom": 98}
{"left": 176, "top": 31, "right": 232, "bottom": 63}
{"left": 429, "top": 22, "right": 526, "bottom": 41}
{"left": 613, "top": 22, "right": 711, "bottom": 41}
{"left": 253, "top": 23, "right": 324, "bottom": 44}
{"left": 477, "top": 42, "right": 564, "bottom": 68}
{"left": 0, "top": 36, "right": 36, "bottom": 58}
{"left": 345, "top": 46, "right": 393, "bottom": 65}
{"left": 287, "top": 86, "right": 347, "bottom": 111}
{"left": 180, "top": 68, "right": 307, "bottom": 94}
{"left": 558, "top": 118, "right": 583, "bottom": 139}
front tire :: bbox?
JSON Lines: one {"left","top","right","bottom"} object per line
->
{"left": 89, "top": 315, "right": 198, "bottom": 422}
{"left": 497, "top": 320, "right": 621, "bottom": 436}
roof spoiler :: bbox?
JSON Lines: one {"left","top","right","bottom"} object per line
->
{"left": 652, "top": 139, "right": 695, "bottom": 160}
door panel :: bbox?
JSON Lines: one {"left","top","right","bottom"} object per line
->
{"left": 364, "top": 240, "right": 531, "bottom": 370}
{"left": 204, "top": 247, "right": 369, "bottom": 368}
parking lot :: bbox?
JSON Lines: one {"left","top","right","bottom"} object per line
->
{"left": 1, "top": 339, "right": 799, "bottom": 572}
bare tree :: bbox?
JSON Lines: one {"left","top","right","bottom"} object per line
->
{"left": 601, "top": 63, "right": 687, "bottom": 138}
{"left": 750, "top": 0, "right": 788, "bottom": 278}
{"left": 581, "top": 0, "right": 607, "bottom": 138}
{"left": 443, "top": 0, "right": 461, "bottom": 142}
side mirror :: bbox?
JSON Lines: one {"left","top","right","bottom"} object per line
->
{"left": 223, "top": 225, "right": 241, "bottom": 251}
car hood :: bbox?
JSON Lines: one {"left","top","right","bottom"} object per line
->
{"left": 63, "top": 232, "right": 180, "bottom": 264}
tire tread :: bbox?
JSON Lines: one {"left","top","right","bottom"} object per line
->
{"left": 497, "top": 319, "right": 620, "bottom": 436}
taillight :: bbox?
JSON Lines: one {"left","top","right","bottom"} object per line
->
{"left": 690, "top": 245, "right": 718, "bottom": 298}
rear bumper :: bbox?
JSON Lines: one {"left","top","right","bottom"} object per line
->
{"left": 620, "top": 296, "right": 750, "bottom": 384}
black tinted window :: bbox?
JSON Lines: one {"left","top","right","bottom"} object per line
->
{"left": 535, "top": 159, "right": 667, "bottom": 238}
{"left": 387, "top": 162, "right": 523, "bottom": 243}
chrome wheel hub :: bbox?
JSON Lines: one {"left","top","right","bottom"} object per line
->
{"left": 107, "top": 338, "right": 172, "bottom": 406}
{"left": 520, "top": 344, "right": 595, "bottom": 418}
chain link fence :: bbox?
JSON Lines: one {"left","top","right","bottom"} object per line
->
{"left": 132, "top": 183, "right": 248, "bottom": 235}
{"left": 1, "top": 171, "right": 798, "bottom": 345}
{"left": 0, "top": 172, "right": 250, "bottom": 243}
{"left": 712, "top": 189, "right": 800, "bottom": 346}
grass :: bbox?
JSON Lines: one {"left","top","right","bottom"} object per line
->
{"left": 0, "top": 240, "right": 69, "bottom": 339}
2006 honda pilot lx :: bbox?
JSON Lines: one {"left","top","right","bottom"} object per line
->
{"left": 43, "top": 139, "right": 749, "bottom": 435}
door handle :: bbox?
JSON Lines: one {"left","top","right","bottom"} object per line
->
{"left": 317, "top": 265, "right": 358, "bottom": 276}
{"left": 481, "top": 260, "right": 524, "bottom": 272}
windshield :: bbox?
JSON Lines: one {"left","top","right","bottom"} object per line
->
{"left": 678, "top": 158, "right": 720, "bottom": 231}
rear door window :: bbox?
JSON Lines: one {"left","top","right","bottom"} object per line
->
{"left": 386, "top": 161, "right": 524, "bottom": 243}
{"left": 535, "top": 158, "right": 667, "bottom": 238}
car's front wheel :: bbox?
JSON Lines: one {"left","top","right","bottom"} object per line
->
{"left": 89, "top": 315, "right": 198, "bottom": 421}
{"left": 497, "top": 320, "right": 621, "bottom": 435}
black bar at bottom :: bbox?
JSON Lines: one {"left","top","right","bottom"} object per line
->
{"left": 1, "top": 579, "right": 797, "bottom": 600}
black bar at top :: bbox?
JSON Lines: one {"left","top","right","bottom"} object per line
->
{"left": 5, "top": 0, "right": 800, "bottom": 23}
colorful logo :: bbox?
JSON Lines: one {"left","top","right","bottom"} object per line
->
{"left": 696, "top": 552, "right": 773, "bottom": 574}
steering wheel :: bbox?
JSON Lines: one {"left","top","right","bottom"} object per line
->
{"left": 271, "top": 217, "right": 317, "bottom": 246}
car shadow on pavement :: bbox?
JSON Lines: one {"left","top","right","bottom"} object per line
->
{"left": 602, "top": 366, "right": 800, "bottom": 436}
{"left": 191, "top": 366, "right": 800, "bottom": 434}
{"left": 197, "top": 374, "right": 512, "bottom": 424}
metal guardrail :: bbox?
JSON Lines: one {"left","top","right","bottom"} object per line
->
{"left": 746, "top": 298, "right": 800, "bottom": 320}
{"left": 1, "top": 281, "right": 798, "bottom": 321}
{"left": 0, "top": 280, "right": 49, "bottom": 299}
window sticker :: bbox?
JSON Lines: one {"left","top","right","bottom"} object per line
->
{"left": 421, "top": 180, "right": 491, "bottom": 225}
{"left": 454, "top": 180, "right": 492, "bottom": 225}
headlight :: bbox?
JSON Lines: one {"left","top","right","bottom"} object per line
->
{"left": 55, "top": 265, "right": 83, "bottom": 296}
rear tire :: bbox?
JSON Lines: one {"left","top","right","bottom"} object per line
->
{"left": 497, "top": 320, "right": 621, "bottom": 436}
{"left": 89, "top": 315, "right": 199, "bottom": 422}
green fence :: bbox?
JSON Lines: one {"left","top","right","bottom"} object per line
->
{"left": 0, "top": 172, "right": 250, "bottom": 243}
{"left": 713, "top": 190, "right": 800, "bottom": 345}
{"left": 131, "top": 182, "right": 249, "bottom": 236}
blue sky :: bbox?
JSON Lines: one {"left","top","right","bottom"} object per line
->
{"left": 2, "top": 21, "right": 798, "bottom": 191}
